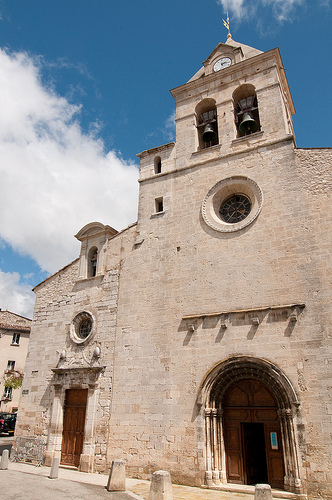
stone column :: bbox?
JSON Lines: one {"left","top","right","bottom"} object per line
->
{"left": 44, "top": 383, "right": 63, "bottom": 467}
{"left": 205, "top": 408, "right": 213, "bottom": 486}
{"left": 79, "top": 381, "right": 98, "bottom": 473}
{"left": 78, "top": 243, "right": 87, "bottom": 279}
{"left": 286, "top": 408, "right": 302, "bottom": 492}
{"left": 217, "top": 408, "right": 227, "bottom": 484}
{"left": 278, "top": 408, "right": 291, "bottom": 489}
{"left": 212, "top": 409, "right": 220, "bottom": 485}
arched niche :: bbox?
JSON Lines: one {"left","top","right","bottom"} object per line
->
{"left": 87, "top": 246, "right": 98, "bottom": 278}
{"left": 196, "top": 98, "right": 219, "bottom": 150}
{"left": 75, "top": 222, "right": 118, "bottom": 280}
{"left": 154, "top": 156, "right": 162, "bottom": 174}
{"left": 233, "top": 84, "right": 261, "bottom": 137}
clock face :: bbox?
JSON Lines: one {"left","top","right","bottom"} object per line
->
{"left": 213, "top": 57, "right": 232, "bottom": 72}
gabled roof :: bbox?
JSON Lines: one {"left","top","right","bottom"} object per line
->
{"left": 223, "top": 36, "right": 263, "bottom": 59}
{"left": 75, "top": 222, "right": 118, "bottom": 242}
{"left": 188, "top": 36, "right": 263, "bottom": 83}
{"left": 0, "top": 310, "right": 32, "bottom": 330}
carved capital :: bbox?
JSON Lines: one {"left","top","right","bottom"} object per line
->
{"left": 205, "top": 408, "right": 212, "bottom": 417}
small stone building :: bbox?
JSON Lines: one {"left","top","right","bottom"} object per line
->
{"left": 16, "top": 36, "right": 332, "bottom": 499}
{"left": 0, "top": 310, "right": 31, "bottom": 413}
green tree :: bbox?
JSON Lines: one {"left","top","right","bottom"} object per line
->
{"left": 3, "top": 369, "right": 23, "bottom": 389}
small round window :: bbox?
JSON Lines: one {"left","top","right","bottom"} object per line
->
{"left": 219, "top": 194, "right": 251, "bottom": 223}
{"left": 70, "top": 311, "right": 95, "bottom": 344}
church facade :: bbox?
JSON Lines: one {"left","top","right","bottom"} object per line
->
{"left": 16, "top": 36, "right": 332, "bottom": 499}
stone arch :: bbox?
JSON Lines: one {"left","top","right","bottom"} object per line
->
{"left": 154, "top": 155, "right": 162, "bottom": 174}
{"left": 87, "top": 246, "right": 98, "bottom": 278}
{"left": 197, "top": 356, "right": 303, "bottom": 493}
{"left": 195, "top": 98, "right": 219, "bottom": 150}
{"left": 233, "top": 84, "right": 261, "bottom": 137}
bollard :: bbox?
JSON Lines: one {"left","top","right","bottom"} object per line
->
{"left": 0, "top": 449, "right": 9, "bottom": 470}
{"left": 106, "top": 459, "right": 126, "bottom": 491}
{"left": 255, "top": 484, "right": 273, "bottom": 500}
{"left": 148, "top": 470, "right": 173, "bottom": 500}
{"left": 49, "top": 456, "right": 59, "bottom": 479}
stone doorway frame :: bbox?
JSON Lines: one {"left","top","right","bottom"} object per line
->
{"left": 44, "top": 366, "right": 103, "bottom": 472}
{"left": 197, "top": 356, "right": 305, "bottom": 494}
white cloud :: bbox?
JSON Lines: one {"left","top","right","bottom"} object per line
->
{"left": 217, "top": 0, "right": 304, "bottom": 21}
{"left": 218, "top": 0, "right": 244, "bottom": 19}
{"left": 0, "top": 270, "right": 35, "bottom": 318}
{"left": 164, "top": 111, "right": 176, "bottom": 142}
{"left": 0, "top": 49, "right": 139, "bottom": 277}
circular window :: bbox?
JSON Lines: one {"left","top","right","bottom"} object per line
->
{"left": 78, "top": 316, "right": 92, "bottom": 339}
{"left": 202, "top": 176, "right": 263, "bottom": 233}
{"left": 70, "top": 311, "right": 95, "bottom": 344}
{"left": 219, "top": 194, "right": 251, "bottom": 223}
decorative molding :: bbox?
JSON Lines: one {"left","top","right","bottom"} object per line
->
{"left": 201, "top": 176, "right": 263, "bottom": 233}
{"left": 183, "top": 303, "right": 305, "bottom": 320}
{"left": 52, "top": 366, "right": 105, "bottom": 374}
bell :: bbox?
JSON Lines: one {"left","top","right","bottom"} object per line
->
{"left": 202, "top": 123, "right": 217, "bottom": 143}
{"left": 239, "top": 112, "right": 259, "bottom": 135}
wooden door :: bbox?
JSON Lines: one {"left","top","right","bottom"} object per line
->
{"left": 264, "top": 423, "right": 284, "bottom": 489}
{"left": 224, "top": 409, "right": 246, "bottom": 483}
{"left": 61, "top": 389, "right": 88, "bottom": 467}
{"left": 223, "top": 379, "right": 285, "bottom": 488}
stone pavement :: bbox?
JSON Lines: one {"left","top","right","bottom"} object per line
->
{"left": 129, "top": 480, "right": 254, "bottom": 500}
{"left": 1, "top": 461, "right": 255, "bottom": 500}
{"left": 1, "top": 469, "right": 132, "bottom": 500}
{"left": 1, "top": 460, "right": 306, "bottom": 500}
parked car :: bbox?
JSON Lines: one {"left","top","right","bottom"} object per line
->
{"left": 0, "top": 412, "right": 17, "bottom": 435}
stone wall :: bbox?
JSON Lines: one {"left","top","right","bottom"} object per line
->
{"left": 15, "top": 259, "right": 121, "bottom": 472}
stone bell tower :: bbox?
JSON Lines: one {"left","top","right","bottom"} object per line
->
{"left": 171, "top": 34, "right": 295, "bottom": 164}
{"left": 136, "top": 33, "right": 296, "bottom": 240}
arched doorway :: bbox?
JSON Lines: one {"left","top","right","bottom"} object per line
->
{"left": 199, "top": 356, "right": 303, "bottom": 493}
{"left": 223, "top": 379, "right": 283, "bottom": 487}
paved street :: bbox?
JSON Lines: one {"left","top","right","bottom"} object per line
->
{"left": 0, "top": 460, "right": 256, "bottom": 500}
{"left": 0, "top": 456, "right": 304, "bottom": 500}
{"left": 1, "top": 469, "right": 134, "bottom": 500}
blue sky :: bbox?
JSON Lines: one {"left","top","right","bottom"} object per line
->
{"left": 0, "top": 0, "right": 331, "bottom": 317}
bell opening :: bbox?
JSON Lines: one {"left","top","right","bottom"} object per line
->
{"left": 233, "top": 88, "right": 261, "bottom": 138}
